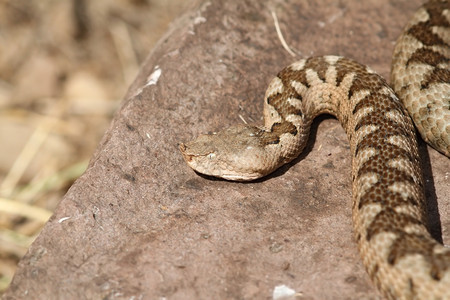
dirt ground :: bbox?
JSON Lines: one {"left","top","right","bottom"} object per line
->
{"left": 0, "top": 0, "right": 188, "bottom": 293}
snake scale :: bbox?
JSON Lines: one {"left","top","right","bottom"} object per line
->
{"left": 179, "top": 1, "right": 450, "bottom": 299}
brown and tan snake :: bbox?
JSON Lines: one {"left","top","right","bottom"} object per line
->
{"left": 179, "top": 1, "right": 450, "bottom": 299}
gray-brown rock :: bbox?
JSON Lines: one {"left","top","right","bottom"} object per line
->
{"left": 4, "top": 0, "right": 448, "bottom": 299}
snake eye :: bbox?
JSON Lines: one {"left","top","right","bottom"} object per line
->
{"left": 207, "top": 153, "right": 216, "bottom": 160}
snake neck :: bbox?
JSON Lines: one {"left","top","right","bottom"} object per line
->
{"left": 263, "top": 56, "right": 450, "bottom": 298}
{"left": 263, "top": 56, "right": 416, "bottom": 162}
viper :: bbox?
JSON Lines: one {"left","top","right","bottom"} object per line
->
{"left": 179, "top": 1, "right": 450, "bottom": 299}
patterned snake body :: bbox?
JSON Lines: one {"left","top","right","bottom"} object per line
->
{"left": 180, "top": 1, "right": 450, "bottom": 299}
{"left": 391, "top": 0, "right": 450, "bottom": 156}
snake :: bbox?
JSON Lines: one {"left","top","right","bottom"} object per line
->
{"left": 179, "top": 1, "right": 450, "bottom": 299}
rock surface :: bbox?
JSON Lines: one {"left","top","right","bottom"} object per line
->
{"left": 4, "top": 0, "right": 449, "bottom": 299}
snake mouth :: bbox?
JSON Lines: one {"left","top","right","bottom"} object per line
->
{"left": 179, "top": 142, "right": 264, "bottom": 181}
{"left": 179, "top": 142, "right": 218, "bottom": 177}
{"left": 178, "top": 143, "right": 193, "bottom": 162}
{"left": 179, "top": 142, "right": 214, "bottom": 163}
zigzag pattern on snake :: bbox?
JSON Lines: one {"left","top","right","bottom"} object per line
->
{"left": 179, "top": 1, "right": 449, "bottom": 299}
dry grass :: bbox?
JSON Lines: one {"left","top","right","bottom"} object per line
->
{"left": 0, "top": 0, "right": 188, "bottom": 292}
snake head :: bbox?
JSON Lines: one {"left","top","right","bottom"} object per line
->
{"left": 179, "top": 124, "right": 280, "bottom": 181}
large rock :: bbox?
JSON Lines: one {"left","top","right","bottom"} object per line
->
{"left": 4, "top": 0, "right": 448, "bottom": 299}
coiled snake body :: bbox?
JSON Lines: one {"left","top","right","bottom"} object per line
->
{"left": 180, "top": 1, "right": 450, "bottom": 299}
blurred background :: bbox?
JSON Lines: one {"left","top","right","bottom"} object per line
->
{"left": 0, "top": 0, "right": 188, "bottom": 293}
